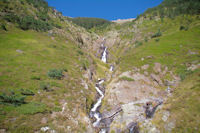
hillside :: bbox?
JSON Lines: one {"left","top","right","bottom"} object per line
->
{"left": 0, "top": 0, "right": 200, "bottom": 133}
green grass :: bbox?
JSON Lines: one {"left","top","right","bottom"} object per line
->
{"left": 119, "top": 16, "right": 200, "bottom": 77}
{"left": 152, "top": 70, "right": 200, "bottom": 132}
{"left": 0, "top": 27, "right": 95, "bottom": 132}
{"left": 119, "top": 76, "right": 135, "bottom": 81}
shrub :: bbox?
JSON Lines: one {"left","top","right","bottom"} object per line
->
{"left": 40, "top": 82, "right": 50, "bottom": 91}
{"left": 0, "top": 92, "right": 26, "bottom": 106}
{"left": 19, "top": 16, "right": 52, "bottom": 31}
{"left": 155, "top": 38, "right": 160, "bottom": 42}
{"left": 144, "top": 37, "right": 148, "bottom": 42}
{"left": 77, "top": 50, "right": 84, "bottom": 55}
{"left": 20, "top": 89, "right": 35, "bottom": 96}
{"left": 67, "top": 17, "right": 111, "bottom": 29}
{"left": 47, "top": 69, "right": 63, "bottom": 79}
{"left": 151, "top": 29, "right": 162, "bottom": 38}
{"left": 31, "top": 75, "right": 40, "bottom": 80}
{"left": 1, "top": 23, "right": 8, "bottom": 31}
{"left": 135, "top": 41, "right": 143, "bottom": 47}
{"left": 180, "top": 25, "right": 188, "bottom": 31}
{"left": 179, "top": 69, "right": 193, "bottom": 81}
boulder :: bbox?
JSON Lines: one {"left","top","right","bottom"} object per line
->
{"left": 150, "top": 74, "right": 163, "bottom": 86}
{"left": 141, "top": 64, "right": 149, "bottom": 70}
{"left": 153, "top": 63, "right": 162, "bottom": 73}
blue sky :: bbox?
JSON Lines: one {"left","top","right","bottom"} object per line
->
{"left": 46, "top": 0, "right": 163, "bottom": 20}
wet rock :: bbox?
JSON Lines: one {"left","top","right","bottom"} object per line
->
{"left": 144, "top": 101, "right": 163, "bottom": 118}
{"left": 150, "top": 74, "right": 163, "bottom": 86}
{"left": 153, "top": 63, "right": 162, "bottom": 73}
{"left": 127, "top": 122, "right": 139, "bottom": 133}
{"left": 41, "top": 126, "right": 50, "bottom": 132}
{"left": 141, "top": 64, "right": 149, "bottom": 70}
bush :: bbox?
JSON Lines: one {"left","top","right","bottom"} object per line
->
{"left": 40, "top": 82, "right": 51, "bottom": 91}
{"left": 179, "top": 69, "right": 193, "bottom": 81}
{"left": 1, "top": 23, "right": 8, "bottom": 31}
{"left": 180, "top": 25, "right": 188, "bottom": 31}
{"left": 47, "top": 69, "right": 63, "bottom": 79}
{"left": 135, "top": 41, "right": 143, "bottom": 47}
{"left": 19, "top": 16, "right": 52, "bottom": 31}
{"left": 31, "top": 75, "right": 40, "bottom": 80}
{"left": 0, "top": 92, "right": 26, "bottom": 106}
{"left": 155, "top": 38, "right": 160, "bottom": 42}
{"left": 67, "top": 17, "right": 111, "bottom": 29}
{"left": 20, "top": 89, "right": 34, "bottom": 96}
{"left": 151, "top": 29, "right": 162, "bottom": 38}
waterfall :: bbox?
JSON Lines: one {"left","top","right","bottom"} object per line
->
{"left": 101, "top": 47, "right": 107, "bottom": 63}
{"left": 110, "top": 65, "right": 114, "bottom": 72}
{"left": 90, "top": 79, "right": 105, "bottom": 127}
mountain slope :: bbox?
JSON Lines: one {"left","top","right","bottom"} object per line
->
{"left": 0, "top": 0, "right": 200, "bottom": 132}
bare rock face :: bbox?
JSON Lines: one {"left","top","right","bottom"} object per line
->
{"left": 126, "top": 122, "right": 139, "bottom": 133}
{"left": 141, "top": 64, "right": 149, "bottom": 70}
{"left": 150, "top": 74, "right": 163, "bottom": 86}
{"left": 153, "top": 63, "right": 162, "bottom": 73}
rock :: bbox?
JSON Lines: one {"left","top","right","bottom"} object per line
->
{"left": 41, "top": 126, "right": 50, "bottom": 132}
{"left": 0, "top": 129, "right": 6, "bottom": 133}
{"left": 188, "top": 50, "right": 197, "bottom": 55}
{"left": 164, "top": 121, "right": 175, "bottom": 132}
{"left": 141, "top": 64, "right": 149, "bottom": 70}
{"left": 146, "top": 56, "right": 153, "bottom": 59}
{"left": 81, "top": 80, "right": 88, "bottom": 89}
{"left": 153, "top": 63, "right": 162, "bottom": 73}
{"left": 41, "top": 117, "right": 48, "bottom": 124}
{"left": 127, "top": 122, "right": 139, "bottom": 133}
{"left": 187, "top": 64, "right": 200, "bottom": 71}
{"left": 162, "top": 111, "right": 170, "bottom": 122}
{"left": 50, "top": 130, "right": 57, "bottom": 133}
{"left": 164, "top": 80, "right": 175, "bottom": 86}
{"left": 16, "top": 49, "right": 23, "bottom": 53}
{"left": 144, "top": 101, "right": 163, "bottom": 118}
{"left": 150, "top": 74, "right": 163, "bottom": 86}
{"left": 144, "top": 71, "right": 149, "bottom": 76}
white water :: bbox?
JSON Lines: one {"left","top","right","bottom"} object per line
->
{"left": 91, "top": 80, "right": 105, "bottom": 127}
{"left": 110, "top": 65, "right": 114, "bottom": 72}
{"left": 101, "top": 47, "right": 107, "bottom": 63}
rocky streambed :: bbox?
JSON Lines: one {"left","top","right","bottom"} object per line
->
{"left": 89, "top": 38, "right": 179, "bottom": 133}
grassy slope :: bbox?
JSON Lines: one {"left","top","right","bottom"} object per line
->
{"left": 0, "top": 27, "right": 93, "bottom": 132}
{"left": 114, "top": 16, "right": 200, "bottom": 132}
{"left": 153, "top": 71, "right": 200, "bottom": 132}
{"left": 119, "top": 16, "right": 200, "bottom": 75}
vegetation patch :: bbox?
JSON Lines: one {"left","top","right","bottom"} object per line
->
{"left": 151, "top": 29, "right": 162, "bottom": 38}
{"left": 16, "top": 102, "right": 46, "bottom": 115}
{"left": 67, "top": 17, "right": 111, "bottom": 29}
{"left": 119, "top": 76, "right": 135, "bottom": 81}
{"left": 47, "top": 69, "right": 63, "bottom": 79}
{"left": 0, "top": 91, "right": 26, "bottom": 106}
